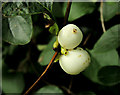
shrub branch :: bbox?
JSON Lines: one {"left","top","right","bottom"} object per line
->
{"left": 23, "top": 0, "right": 72, "bottom": 95}
{"left": 100, "top": 1, "right": 106, "bottom": 33}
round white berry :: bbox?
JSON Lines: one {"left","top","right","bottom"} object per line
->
{"left": 58, "top": 24, "right": 83, "bottom": 49}
{"left": 59, "top": 48, "right": 90, "bottom": 75}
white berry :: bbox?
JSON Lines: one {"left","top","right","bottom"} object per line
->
{"left": 59, "top": 48, "right": 90, "bottom": 75}
{"left": 58, "top": 24, "right": 83, "bottom": 49}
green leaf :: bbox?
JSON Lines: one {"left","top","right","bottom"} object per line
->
{"left": 52, "top": 2, "right": 66, "bottom": 18}
{"left": 37, "top": 44, "right": 47, "bottom": 51}
{"left": 98, "top": 66, "right": 120, "bottom": 86}
{"left": 40, "top": 1, "right": 53, "bottom": 11}
{"left": 49, "top": 23, "right": 59, "bottom": 35}
{"left": 38, "top": 36, "right": 56, "bottom": 66}
{"left": 3, "top": 15, "right": 33, "bottom": 45}
{"left": 2, "top": 2, "right": 29, "bottom": 17}
{"left": 52, "top": 2, "right": 95, "bottom": 21}
{"left": 68, "top": 2, "right": 96, "bottom": 21}
{"left": 2, "top": 2, "right": 53, "bottom": 17}
{"left": 93, "top": 24, "right": 120, "bottom": 52}
{"left": 43, "top": 13, "right": 59, "bottom": 35}
{"left": 102, "top": 2, "right": 119, "bottom": 21}
{"left": 78, "top": 91, "right": 96, "bottom": 95}
{"left": 36, "top": 85, "right": 63, "bottom": 93}
{"left": 28, "top": 2, "right": 51, "bottom": 15}
{"left": 2, "top": 64, "right": 25, "bottom": 93}
{"left": 83, "top": 49, "right": 120, "bottom": 86}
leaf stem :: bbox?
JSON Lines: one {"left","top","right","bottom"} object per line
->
{"left": 100, "top": 1, "right": 106, "bottom": 33}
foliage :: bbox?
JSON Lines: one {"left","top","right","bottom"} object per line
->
{"left": 36, "top": 85, "right": 63, "bottom": 93}
{"left": 2, "top": 1, "right": 120, "bottom": 95}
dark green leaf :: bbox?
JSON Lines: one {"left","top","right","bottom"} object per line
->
{"left": 2, "top": 2, "right": 53, "bottom": 17}
{"left": 2, "top": 2, "right": 29, "bottom": 17}
{"left": 36, "top": 85, "right": 63, "bottom": 93}
{"left": 52, "top": 2, "right": 66, "bottom": 18}
{"left": 3, "top": 15, "right": 33, "bottom": 45}
{"left": 52, "top": 2, "right": 95, "bottom": 21}
{"left": 40, "top": 1, "right": 53, "bottom": 11}
{"left": 93, "top": 24, "right": 120, "bottom": 52}
{"left": 2, "top": 64, "right": 25, "bottom": 93}
{"left": 68, "top": 2, "right": 96, "bottom": 21}
{"left": 83, "top": 49, "right": 120, "bottom": 86}
{"left": 78, "top": 91, "right": 96, "bottom": 95}
{"left": 102, "top": 2, "right": 119, "bottom": 21}
{"left": 98, "top": 66, "right": 120, "bottom": 86}
{"left": 38, "top": 36, "right": 56, "bottom": 66}
{"left": 28, "top": 2, "right": 48, "bottom": 15}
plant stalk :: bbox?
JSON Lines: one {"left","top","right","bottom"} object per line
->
{"left": 23, "top": 0, "right": 72, "bottom": 94}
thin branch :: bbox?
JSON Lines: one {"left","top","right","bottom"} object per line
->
{"left": 83, "top": 33, "right": 91, "bottom": 46}
{"left": 100, "top": 1, "right": 106, "bottom": 33}
{"left": 68, "top": 76, "right": 73, "bottom": 91}
{"left": 60, "top": 86, "right": 75, "bottom": 95}
{"left": 42, "top": 80, "right": 75, "bottom": 95}
{"left": 24, "top": 51, "right": 58, "bottom": 95}
{"left": 83, "top": 2, "right": 106, "bottom": 46}
{"left": 63, "top": 0, "right": 72, "bottom": 25}
{"left": 24, "top": 0, "right": 72, "bottom": 94}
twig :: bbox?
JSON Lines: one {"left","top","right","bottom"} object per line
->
{"left": 24, "top": 51, "right": 58, "bottom": 95}
{"left": 63, "top": 0, "right": 72, "bottom": 25}
{"left": 43, "top": 80, "right": 75, "bottom": 95}
{"left": 83, "top": 33, "right": 91, "bottom": 46}
{"left": 23, "top": 0, "right": 72, "bottom": 94}
{"left": 17, "top": 48, "right": 30, "bottom": 72}
{"left": 100, "top": 1, "right": 106, "bottom": 33}
{"left": 68, "top": 76, "right": 73, "bottom": 91}
{"left": 60, "top": 85, "right": 75, "bottom": 95}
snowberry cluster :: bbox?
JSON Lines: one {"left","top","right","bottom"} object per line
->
{"left": 57, "top": 24, "right": 91, "bottom": 75}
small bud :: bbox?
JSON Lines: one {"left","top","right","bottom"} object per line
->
{"left": 61, "top": 47, "right": 68, "bottom": 56}
{"left": 53, "top": 38, "right": 59, "bottom": 50}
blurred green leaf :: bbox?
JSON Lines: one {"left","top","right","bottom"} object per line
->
{"left": 40, "top": 1, "right": 53, "bottom": 11}
{"left": 2, "top": 64, "right": 25, "bottom": 93}
{"left": 98, "top": 66, "right": 120, "bottom": 86}
{"left": 49, "top": 23, "right": 59, "bottom": 35}
{"left": 36, "top": 85, "right": 63, "bottom": 93}
{"left": 52, "top": 2, "right": 66, "bottom": 18}
{"left": 2, "top": 45, "right": 18, "bottom": 56}
{"left": 83, "top": 49, "right": 120, "bottom": 86}
{"left": 3, "top": 15, "right": 33, "bottom": 45}
{"left": 52, "top": 2, "right": 95, "bottom": 21}
{"left": 78, "top": 91, "right": 96, "bottom": 95}
{"left": 37, "top": 44, "right": 47, "bottom": 51}
{"left": 68, "top": 2, "right": 96, "bottom": 21}
{"left": 102, "top": 2, "right": 119, "bottom": 21}
{"left": 38, "top": 36, "right": 56, "bottom": 66}
{"left": 93, "top": 24, "right": 120, "bottom": 52}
